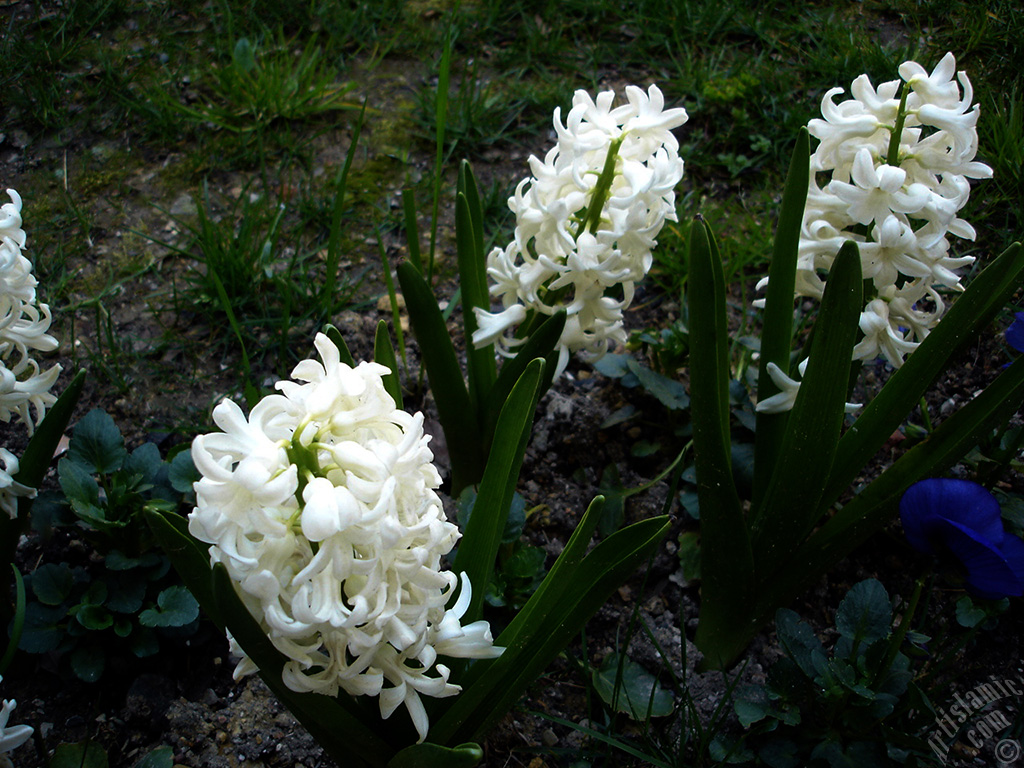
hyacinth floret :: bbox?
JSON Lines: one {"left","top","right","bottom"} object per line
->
{"left": 190, "top": 334, "right": 501, "bottom": 741}
{"left": 0, "top": 676, "right": 32, "bottom": 767}
{"left": 473, "top": 84, "right": 687, "bottom": 377}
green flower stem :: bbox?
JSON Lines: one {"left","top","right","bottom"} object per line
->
{"left": 886, "top": 84, "right": 910, "bottom": 168}
{"left": 870, "top": 570, "right": 927, "bottom": 689}
{"left": 918, "top": 395, "right": 934, "bottom": 434}
{"left": 582, "top": 136, "right": 624, "bottom": 235}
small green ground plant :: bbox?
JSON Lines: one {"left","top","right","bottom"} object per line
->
{"left": 733, "top": 579, "right": 931, "bottom": 767}
{"left": 18, "top": 410, "right": 199, "bottom": 682}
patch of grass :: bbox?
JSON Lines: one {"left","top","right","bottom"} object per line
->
{"left": 314, "top": 0, "right": 409, "bottom": 63}
{"left": 161, "top": 34, "right": 358, "bottom": 136}
{"left": 648, "top": 192, "right": 775, "bottom": 301}
{"left": 416, "top": 55, "right": 529, "bottom": 160}
{"left": 889, "top": 0, "right": 1024, "bottom": 93}
{"left": 154, "top": 181, "right": 365, "bottom": 383}
{"left": 0, "top": 0, "right": 123, "bottom": 132}
{"left": 974, "top": 87, "right": 1024, "bottom": 254}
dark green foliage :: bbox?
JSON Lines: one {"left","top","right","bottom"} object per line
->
{"left": 17, "top": 409, "right": 198, "bottom": 681}
{"left": 591, "top": 653, "right": 675, "bottom": 720}
{"left": 456, "top": 488, "right": 547, "bottom": 611}
{"left": 732, "top": 579, "right": 934, "bottom": 767}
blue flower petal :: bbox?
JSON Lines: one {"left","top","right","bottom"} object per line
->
{"left": 1007, "top": 311, "right": 1024, "bottom": 353}
{"left": 900, "top": 479, "right": 1024, "bottom": 599}
{"left": 934, "top": 517, "right": 1024, "bottom": 599}
{"left": 900, "top": 479, "right": 1004, "bottom": 553}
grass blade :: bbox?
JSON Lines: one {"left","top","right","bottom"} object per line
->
{"left": 428, "top": 25, "right": 453, "bottom": 282}
{"left": 322, "top": 100, "right": 365, "bottom": 315}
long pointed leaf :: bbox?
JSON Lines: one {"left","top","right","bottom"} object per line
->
{"left": 144, "top": 508, "right": 223, "bottom": 633}
{"left": 452, "top": 359, "right": 544, "bottom": 622}
{"left": 687, "top": 217, "right": 753, "bottom": 669}
{"left": 0, "top": 566, "right": 26, "bottom": 673}
{"left": 456, "top": 189, "right": 496, "bottom": 411}
{"left": 445, "top": 516, "right": 670, "bottom": 744}
{"left": 760, "top": 356, "right": 1024, "bottom": 627}
{"left": 459, "top": 161, "right": 486, "bottom": 291}
{"left": 377, "top": 227, "right": 407, "bottom": 368}
{"left": 431, "top": 497, "right": 607, "bottom": 744}
{"left": 481, "top": 310, "right": 566, "bottom": 447}
{"left": 149, "top": 511, "right": 400, "bottom": 764}
{"left": 13, "top": 369, "right": 86, "bottom": 497}
{"left": 753, "top": 129, "right": 810, "bottom": 503}
{"left": 397, "top": 261, "right": 483, "bottom": 492}
{"left": 374, "top": 320, "right": 403, "bottom": 409}
{"left": 323, "top": 323, "right": 357, "bottom": 367}
{"left": 388, "top": 742, "right": 483, "bottom": 768}
{"left": 820, "top": 242, "right": 1023, "bottom": 514}
{"left": 3, "top": 370, "right": 85, "bottom": 567}
{"left": 751, "top": 240, "right": 862, "bottom": 575}
{"left": 493, "top": 497, "right": 604, "bottom": 646}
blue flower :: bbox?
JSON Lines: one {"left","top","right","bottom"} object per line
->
{"left": 1006, "top": 311, "right": 1024, "bottom": 353}
{"left": 900, "top": 479, "right": 1024, "bottom": 599}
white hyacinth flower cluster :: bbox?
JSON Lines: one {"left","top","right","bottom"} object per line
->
{"left": 797, "top": 52, "right": 991, "bottom": 369}
{"left": 473, "top": 85, "right": 687, "bottom": 377}
{"left": 756, "top": 53, "right": 990, "bottom": 415}
{"left": 1, "top": 189, "right": 61, "bottom": 518}
{"left": 190, "top": 334, "right": 501, "bottom": 741}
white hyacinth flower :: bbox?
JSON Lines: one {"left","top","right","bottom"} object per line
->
{"left": 778, "top": 53, "right": 990, "bottom": 372}
{"left": 0, "top": 448, "right": 35, "bottom": 520}
{"left": 755, "top": 359, "right": 860, "bottom": 415}
{"left": 0, "top": 189, "right": 61, "bottom": 433}
{"left": 190, "top": 333, "right": 502, "bottom": 742}
{"left": 0, "top": 676, "right": 32, "bottom": 767}
{"left": 472, "top": 84, "right": 687, "bottom": 377}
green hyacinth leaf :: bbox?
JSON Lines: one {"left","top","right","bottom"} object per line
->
{"left": 387, "top": 741, "right": 483, "bottom": 768}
